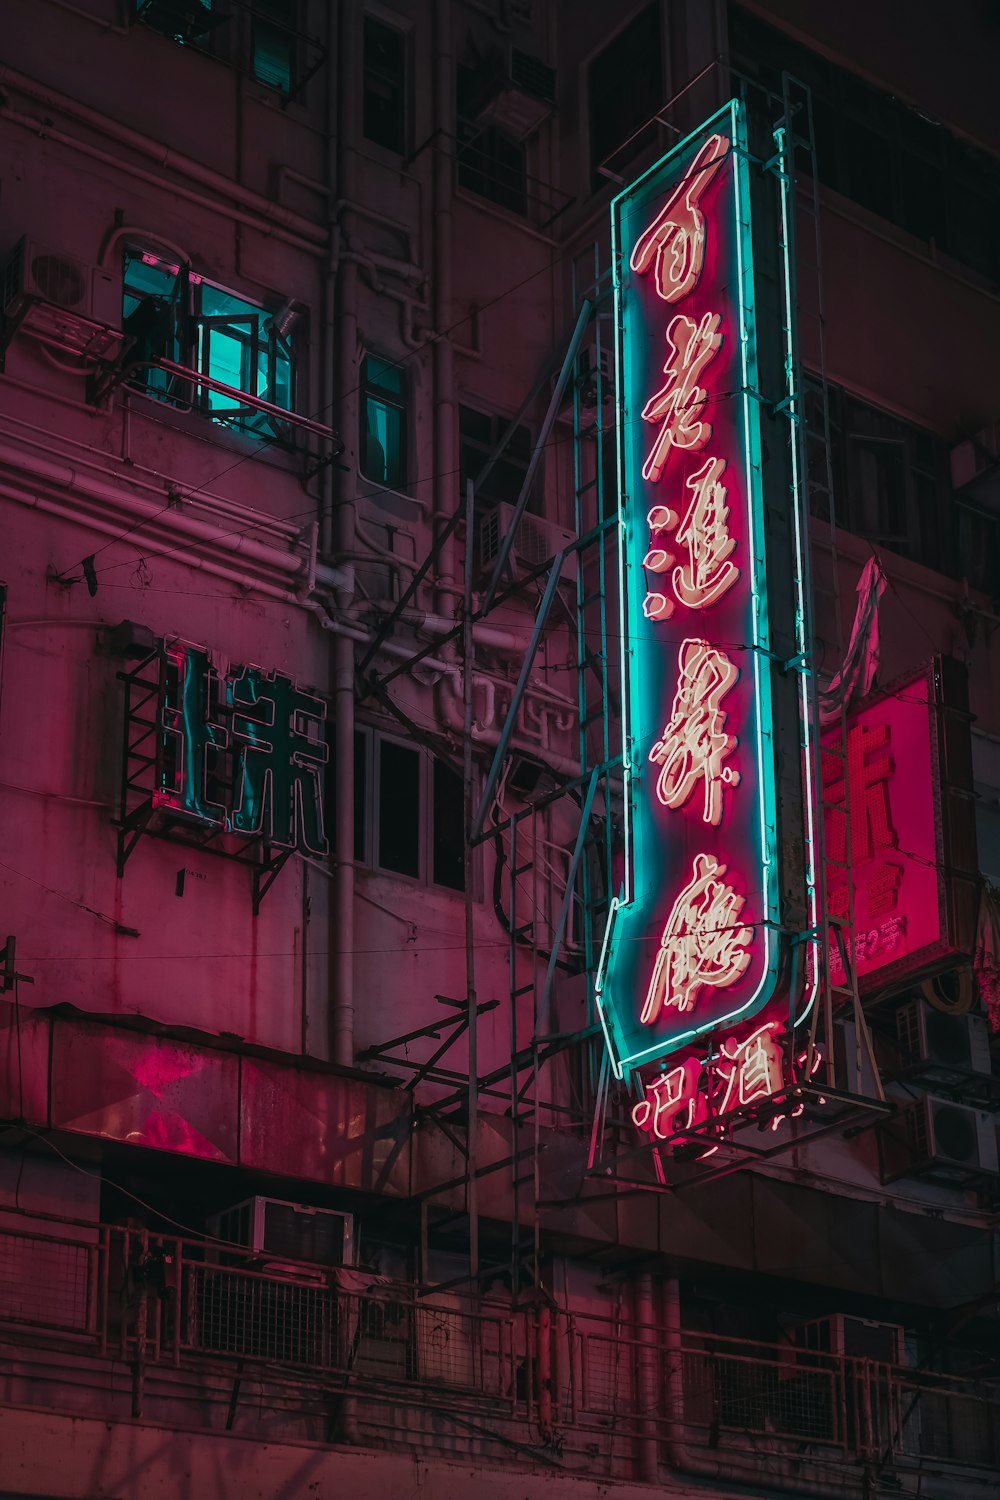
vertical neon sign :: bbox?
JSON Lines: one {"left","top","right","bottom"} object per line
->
{"left": 597, "top": 101, "right": 781, "bottom": 1080}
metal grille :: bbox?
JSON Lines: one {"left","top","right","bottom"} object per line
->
{"left": 190, "top": 1267, "right": 336, "bottom": 1369}
{"left": 686, "top": 1348, "right": 840, "bottom": 1444}
{"left": 0, "top": 1231, "right": 95, "bottom": 1335}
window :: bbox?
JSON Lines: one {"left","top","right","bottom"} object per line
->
{"left": 730, "top": 4, "right": 1000, "bottom": 284}
{"left": 122, "top": 247, "right": 296, "bottom": 440}
{"left": 456, "top": 65, "right": 528, "bottom": 217}
{"left": 135, "top": 0, "right": 217, "bottom": 47}
{"left": 804, "top": 378, "right": 951, "bottom": 572}
{"left": 588, "top": 5, "right": 662, "bottom": 189}
{"left": 364, "top": 15, "right": 407, "bottom": 153}
{"left": 360, "top": 355, "right": 408, "bottom": 489}
{"left": 354, "top": 730, "right": 466, "bottom": 891}
{"left": 459, "top": 404, "right": 538, "bottom": 513}
{"left": 252, "top": 0, "right": 295, "bottom": 93}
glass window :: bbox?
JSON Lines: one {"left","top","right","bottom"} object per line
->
{"left": 377, "top": 739, "right": 421, "bottom": 878}
{"left": 123, "top": 248, "right": 297, "bottom": 439}
{"left": 588, "top": 5, "right": 662, "bottom": 188}
{"left": 459, "top": 404, "right": 538, "bottom": 513}
{"left": 135, "top": 0, "right": 215, "bottom": 46}
{"left": 364, "top": 16, "right": 407, "bottom": 153}
{"left": 252, "top": 0, "right": 295, "bottom": 93}
{"left": 432, "top": 759, "right": 465, "bottom": 891}
{"left": 361, "top": 355, "right": 408, "bottom": 489}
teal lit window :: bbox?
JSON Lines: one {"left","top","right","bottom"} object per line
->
{"left": 252, "top": 0, "right": 295, "bottom": 93}
{"left": 135, "top": 0, "right": 216, "bottom": 47}
{"left": 122, "top": 247, "right": 297, "bottom": 441}
{"left": 360, "top": 355, "right": 407, "bottom": 490}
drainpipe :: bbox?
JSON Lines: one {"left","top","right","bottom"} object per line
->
{"left": 633, "top": 1274, "right": 661, "bottom": 1484}
{"left": 328, "top": 0, "right": 363, "bottom": 1070}
{"left": 432, "top": 0, "right": 457, "bottom": 614}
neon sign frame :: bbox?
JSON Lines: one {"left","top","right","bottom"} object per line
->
{"left": 597, "top": 99, "right": 801, "bottom": 1082}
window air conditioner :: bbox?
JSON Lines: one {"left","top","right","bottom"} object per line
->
{"left": 2, "top": 238, "right": 121, "bottom": 328}
{"left": 479, "top": 501, "right": 577, "bottom": 583}
{"left": 791, "top": 1313, "right": 905, "bottom": 1366}
{"left": 901, "top": 1097, "right": 999, "bottom": 1183}
{"left": 208, "top": 1197, "right": 354, "bottom": 1267}
{"left": 468, "top": 47, "right": 556, "bottom": 139}
{"left": 895, "top": 999, "right": 992, "bottom": 1082}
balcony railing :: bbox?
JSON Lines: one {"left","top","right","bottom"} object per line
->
{"left": 2, "top": 1217, "right": 999, "bottom": 1491}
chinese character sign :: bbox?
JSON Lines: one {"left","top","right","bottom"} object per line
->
{"left": 156, "top": 641, "right": 328, "bottom": 858}
{"left": 597, "top": 101, "right": 781, "bottom": 1080}
{"left": 821, "top": 668, "right": 946, "bottom": 987}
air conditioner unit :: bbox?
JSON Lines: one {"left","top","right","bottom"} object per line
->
{"left": 895, "top": 999, "right": 992, "bottom": 1083}
{"left": 2, "top": 238, "right": 121, "bottom": 328}
{"left": 468, "top": 47, "right": 556, "bottom": 139}
{"left": 791, "top": 1314, "right": 905, "bottom": 1366}
{"left": 480, "top": 501, "right": 577, "bottom": 583}
{"left": 895, "top": 1097, "right": 999, "bottom": 1184}
{"left": 208, "top": 1196, "right": 354, "bottom": 1267}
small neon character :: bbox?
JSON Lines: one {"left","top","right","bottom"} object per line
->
{"left": 648, "top": 638, "right": 740, "bottom": 825}
{"left": 640, "top": 312, "right": 723, "bottom": 483}
{"left": 631, "top": 1065, "right": 695, "bottom": 1140}
{"left": 630, "top": 133, "right": 730, "bottom": 303}
{"left": 642, "top": 457, "right": 739, "bottom": 620}
{"left": 641, "top": 853, "right": 753, "bottom": 1023}
{"left": 716, "top": 1024, "right": 784, "bottom": 1113}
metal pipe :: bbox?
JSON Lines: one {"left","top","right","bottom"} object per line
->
{"left": 633, "top": 1273, "right": 660, "bottom": 1483}
{"left": 0, "top": 66, "right": 326, "bottom": 245}
{"left": 431, "top": 0, "right": 457, "bottom": 614}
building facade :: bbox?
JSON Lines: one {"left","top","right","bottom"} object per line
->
{"left": 1, "top": 1, "right": 1000, "bottom": 1497}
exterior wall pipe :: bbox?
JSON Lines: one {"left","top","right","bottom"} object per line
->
{"left": 632, "top": 1274, "right": 661, "bottom": 1484}
{"left": 431, "top": 0, "right": 458, "bottom": 612}
{"left": 0, "top": 107, "right": 323, "bottom": 260}
{"left": 0, "top": 66, "right": 327, "bottom": 246}
{"left": 0, "top": 443, "right": 350, "bottom": 593}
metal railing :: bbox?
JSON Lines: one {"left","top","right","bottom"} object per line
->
{"left": 2, "top": 1216, "right": 999, "bottom": 1490}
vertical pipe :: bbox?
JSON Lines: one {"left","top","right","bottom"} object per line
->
{"left": 329, "top": 0, "right": 362, "bottom": 1067}
{"left": 432, "top": 0, "right": 457, "bottom": 610}
{"left": 537, "top": 1303, "right": 554, "bottom": 1441}
{"left": 633, "top": 1273, "right": 660, "bottom": 1483}
{"left": 463, "top": 480, "right": 479, "bottom": 1282}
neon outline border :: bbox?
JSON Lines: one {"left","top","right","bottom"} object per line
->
{"left": 597, "top": 98, "right": 785, "bottom": 1081}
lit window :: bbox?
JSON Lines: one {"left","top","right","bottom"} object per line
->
{"left": 135, "top": 0, "right": 217, "bottom": 47}
{"left": 363, "top": 15, "right": 407, "bottom": 153}
{"left": 360, "top": 355, "right": 408, "bottom": 490}
{"left": 588, "top": 6, "right": 662, "bottom": 189}
{"left": 353, "top": 730, "right": 466, "bottom": 891}
{"left": 122, "top": 247, "right": 297, "bottom": 440}
{"left": 252, "top": 0, "right": 295, "bottom": 93}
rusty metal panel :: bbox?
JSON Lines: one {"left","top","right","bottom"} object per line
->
{"left": 238, "top": 1059, "right": 411, "bottom": 1195}
{"left": 50, "top": 1019, "right": 238, "bottom": 1162}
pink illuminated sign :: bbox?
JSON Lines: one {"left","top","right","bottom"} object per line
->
{"left": 821, "top": 666, "right": 950, "bottom": 988}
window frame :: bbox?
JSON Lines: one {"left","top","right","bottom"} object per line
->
{"left": 354, "top": 726, "right": 471, "bottom": 894}
{"left": 586, "top": 3, "right": 664, "bottom": 192}
{"left": 362, "top": 11, "right": 409, "bottom": 155}
{"left": 359, "top": 352, "right": 410, "bottom": 493}
{"left": 458, "top": 402, "right": 540, "bottom": 516}
{"left": 122, "top": 245, "right": 299, "bottom": 442}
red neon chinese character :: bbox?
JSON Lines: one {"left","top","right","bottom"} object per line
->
{"left": 641, "top": 853, "right": 752, "bottom": 1023}
{"left": 648, "top": 638, "right": 740, "bottom": 825}
{"left": 640, "top": 312, "right": 723, "bottom": 483}
{"left": 866, "top": 862, "right": 902, "bottom": 919}
{"left": 630, "top": 133, "right": 730, "bottom": 303}
{"left": 716, "top": 1024, "right": 784, "bottom": 1113}
{"left": 631, "top": 1066, "right": 695, "bottom": 1140}
{"left": 643, "top": 456, "right": 739, "bottom": 621}
{"left": 823, "top": 721, "right": 896, "bottom": 866}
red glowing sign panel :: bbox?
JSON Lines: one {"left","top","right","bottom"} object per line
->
{"left": 822, "top": 665, "right": 951, "bottom": 987}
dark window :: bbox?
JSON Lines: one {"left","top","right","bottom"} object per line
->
{"left": 364, "top": 16, "right": 407, "bottom": 153}
{"left": 123, "top": 247, "right": 296, "bottom": 439}
{"left": 432, "top": 759, "right": 465, "bottom": 890}
{"left": 459, "top": 404, "right": 538, "bottom": 513}
{"left": 377, "top": 739, "right": 420, "bottom": 878}
{"left": 456, "top": 64, "right": 528, "bottom": 216}
{"left": 956, "top": 504, "right": 1000, "bottom": 599}
{"left": 252, "top": 0, "right": 295, "bottom": 93}
{"left": 135, "top": 0, "right": 216, "bottom": 47}
{"left": 0, "top": 583, "right": 6, "bottom": 718}
{"left": 729, "top": 3, "right": 1000, "bottom": 284}
{"left": 353, "top": 728, "right": 367, "bottom": 863}
{"left": 361, "top": 355, "right": 408, "bottom": 490}
{"left": 588, "top": 5, "right": 662, "bottom": 188}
